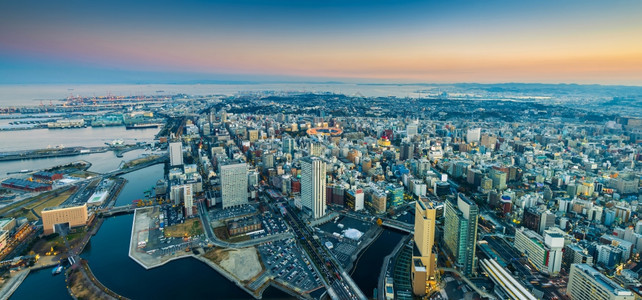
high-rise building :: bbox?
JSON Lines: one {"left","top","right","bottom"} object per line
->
{"left": 248, "top": 129, "right": 259, "bottom": 142}
{"left": 183, "top": 184, "right": 193, "bottom": 217}
{"left": 539, "top": 210, "right": 556, "bottom": 235}
{"left": 567, "top": 264, "right": 634, "bottom": 300}
{"left": 480, "top": 134, "right": 497, "bottom": 151}
{"left": 514, "top": 227, "right": 564, "bottom": 275}
{"left": 406, "top": 124, "right": 418, "bottom": 138}
{"left": 400, "top": 142, "right": 414, "bottom": 161}
{"left": 309, "top": 142, "right": 324, "bottom": 157}
{"left": 169, "top": 142, "right": 184, "bottom": 166}
{"left": 282, "top": 135, "right": 295, "bottom": 155}
{"left": 466, "top": 128, "right": 481, "bottom": 143}
{"left": 412, "top": 200, "right": 438, "bottom": 296}
{"left": 262, "top": 153, "right": 274, "bottom": 168}
{"left": 219, "top": 160, "right": 248, "bottom": 209}
{"left": 563, "top": 244, "right": 593, "bottom": 271}
{"left": 523, "top": 207, "right": 541, "bottom": 232}
{"left": 345, "top": 189, "right": 364, "bottom": 211}
{"left": 490, "top": 168, "right": 507, "bottom": 190}
{"left": 443, "top": 194, "right": 479, "bottom": 276}
{"left": 386, "top": 184, "right": 404, "bottom": 208}
{"left": 301, "top": 157, "right": 326, "bottom": 219}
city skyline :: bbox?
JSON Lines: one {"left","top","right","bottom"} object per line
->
{"left": 1, "top": 0, "right": 642, "bottom": 85}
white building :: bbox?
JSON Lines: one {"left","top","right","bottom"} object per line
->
{"left": 183, "top": 184, "right": 193, "bottom": 217}
{"left": 219, "top": 160, "right": 248, "bottom": 208}
{"left": 568, "top": 264, "right": 633, "bottom": 300}
{"left": 169, "top": 142, "right": 184, "bottom": 166}
{"left": 466, "top": 128, "right": 481, "bottom": 143}
{"left": 406, "top": 124, "right": 418, "bottom": 138}
{"left": 514, "top": 227, "right": 564, "bottom": 275}
{"left": 301, "top": 156, "right": 326, "bottom": 219}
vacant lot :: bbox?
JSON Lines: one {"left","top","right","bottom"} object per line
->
{"left": 122, "top": 155, "right": 160, "bottom": 169}
{"left": 203, "top": 247, "right": 263, "bottom": 282}
{"left": 164, "top": 218, "right": 203, "bottom": 238}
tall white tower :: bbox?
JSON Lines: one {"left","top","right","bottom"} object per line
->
{"left": 301, "top": 156, "right": 326, "bottom": 219}
{"left": 219, "top": 160, "right": 248, "bottom": 208}
{"left": 169, "top": 142, "right": 184, "bottom": 166}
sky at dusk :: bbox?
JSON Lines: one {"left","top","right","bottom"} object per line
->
{"left": 1, "top": 0, "right": 641, "bottom": 84}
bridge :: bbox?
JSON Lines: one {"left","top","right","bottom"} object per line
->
{"left": 479, "top": 258, "right": 537, "bottom": 300}
{"left": 381, "top": 219, "right": 414, "bottom": 234}
{"left": 98, "top": 205, "right": 136, "bottom": 217}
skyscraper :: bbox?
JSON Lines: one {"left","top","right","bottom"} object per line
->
{"left": 400, "top": 142, "right": 414, "bottom": 161}
{"left": 412, "top": 200, "right": 438, "bottom": 296}
{"left": 301, "top": 156, "right": 326, "bottom": 219}
{"left": 169, "top": 142, "right": 183, "bottom": 166}
{"left": 443, "top": 194, "right": 479, "bottom": 276}
{"left": 406, "top": 123, "right": 418, "bottom": 138}
{"left": 183, "top": 184, "right": 193, "bottom": 217}
{"left": 282, "top": 135, "right": 295, "bottom": 155}
{"left": 219, "top": 160, "right": 248, "bottom": 209}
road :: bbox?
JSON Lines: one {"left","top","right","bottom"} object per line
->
{"left": 282, "top": 203, "right": 366, "bottom": 300}
{"left": 197, "top": 200, "right": 292, "bottom": 249}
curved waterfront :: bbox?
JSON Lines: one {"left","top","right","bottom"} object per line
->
{"left": 9, "top": 163, "right": 293, "bottom": 299}
{"left": 9, "top": 267, "right": 70, "bottom": 300}
{"left": 351, "top": 229, "right": 406, "bottom": 298}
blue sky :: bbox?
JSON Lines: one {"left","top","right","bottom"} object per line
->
{"left": 1, "top": 0, "right": 641, "bottom": 84}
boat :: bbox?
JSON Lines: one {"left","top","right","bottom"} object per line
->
{"left": 52, "top": 264, "right": 63, "bottom": 275}
{"left": 125, "top": 123, "right": 160, "bottom": 130}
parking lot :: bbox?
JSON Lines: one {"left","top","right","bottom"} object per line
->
{"left": 141, "top": 205, "right": 205, "bottom": 257}
{"left": 247, "top": 210, "right": 290, "bottom": 240}
{"left": 257, "top": 238, "right": 322, "bottom": 292}
{"left": 161, "top": 205, "right": 185, "bottom": 227}
{"left": 210, "top": 204, "right": 257, "bottom": 221}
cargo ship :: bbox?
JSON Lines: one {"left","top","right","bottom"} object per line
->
{"left": 125, "top": 123, "right": 160, "bottom": 130}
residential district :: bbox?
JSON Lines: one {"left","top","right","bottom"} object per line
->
{"left": 0, "top": 89, "right": 641, "bottom": 300}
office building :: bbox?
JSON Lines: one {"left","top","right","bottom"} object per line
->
{"left": 443, "top": 194, "right": 478, "bottom": 276}
{"left": 539, "top": 210, "right": 556, "bottom": 235}
{"left": 466, "top": 128, "right": 481, "bottom": 143}
{"left": 301, "top": 157, "right": 326, "bottom": 219}
{"left": 248, "top": 129, "right": 259, "bottom": 142}
{"left": 563, "top": 244, "right": 593, "bottom": 271}
{"left": 490, "top": 168, "right": 507, "bottom": 190}
{"left": 386, "top": 184, "right": 404, "bottom": 208}
{"left": 412, "top": 200, "right": 438, "bottom": 296}
{"left": 346, "top": 189, "right": 364, "bottom": 211}
{"left": 513, "top": 227, "right": 564, "bottom": 275}
{"left": 567, "top": 264, "right": 633, "bottom": 300}
{"left": 42, "top": 204, "right": 89, "bottom": 235}
{"left": 183, "top": 184, "right": 193, "bottom": 217}
{"left": 406, "top": 123, "right": 418, "bottom": 138}
{"left": 282, "top": 135, "right": 295, "bottom": 155}
{"left": 169, "top": 142, "right": 184, "bottom": 166}
{"left": 400, "top": 142, "right": 414, "bottom": 161}
{"left": 219, "top": 160, "right": 248, "bottom": 208}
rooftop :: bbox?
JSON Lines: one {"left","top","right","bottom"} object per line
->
{"left": 574, "top": 264, "right": 633, "bottom": 296}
